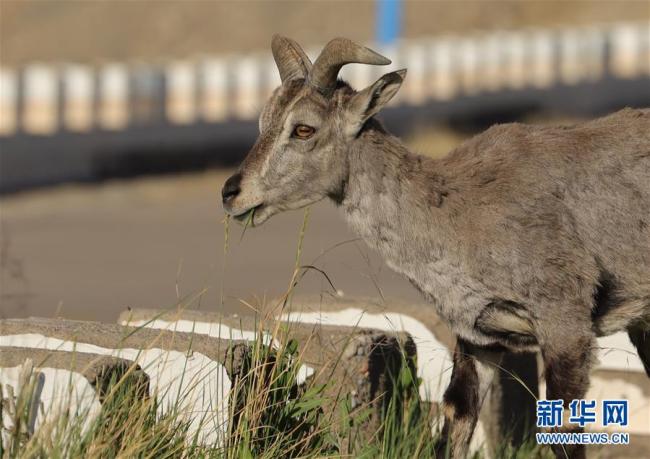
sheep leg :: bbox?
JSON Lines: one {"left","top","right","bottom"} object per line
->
{"left": 436, "top": 339, "right": 502, "bottom": 458}
{"left": 541, "top": 329, "right": 595, "bottom": 459}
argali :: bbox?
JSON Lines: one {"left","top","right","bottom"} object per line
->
{"left": 221, "top": 35, "right": 650, "bottom": 458}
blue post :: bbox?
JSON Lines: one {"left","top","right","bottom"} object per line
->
{"left": 376, "top": 0, "right": 402, "bottom": 46}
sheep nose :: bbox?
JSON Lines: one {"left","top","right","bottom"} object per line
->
{"left": 222, "top": 172, "right": 242, "bottom": 205}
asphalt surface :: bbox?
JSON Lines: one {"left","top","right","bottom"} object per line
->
{"left": 0, "top": 170, "right": 422, "bottom": 322}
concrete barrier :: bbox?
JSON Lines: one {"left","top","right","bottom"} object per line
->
{"left": 2, "top": 314, "right": 418, "bottom": 446}
{"left": 0, "top": 347, "right": 149, "bottom": 443}
{"left": 2, "top": 354, "right": 96, "bottom": 443}
{"left": 117, "top": 300, "right": 535, "bottom": 453}
{"left": 116, "top": 303, "right": 471, "bottom": 448}
{"left": 0, "top": 317, "right": 234, "bottom": 444}
{"left": 3, "top": 306, "right": 647, "bottom": 454}
{"left": 118, "top": 308, "right": 419, "bottom": 439}
{"left": 0, "top": 347, "right": 149, "bottom": 401}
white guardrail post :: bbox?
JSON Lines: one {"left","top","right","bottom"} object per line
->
{"left": 0, "top": 68, "right": 17, "bottom": 135}
{"left": 98, "top": 63, "right": 129, "bottom": 130}
{"left": 62, "top": 64, "right": 94, "bottom": 131}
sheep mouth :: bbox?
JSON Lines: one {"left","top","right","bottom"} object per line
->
{"left": 233, "top": 203, "right": 264, "bottom": 223}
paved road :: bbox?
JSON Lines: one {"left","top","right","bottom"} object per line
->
{"left": 0, "top": 170, "right": 421, "bottom": 322}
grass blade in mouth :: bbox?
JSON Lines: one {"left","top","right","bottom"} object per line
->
{"left": 239, "top": 207, "right": 256, "bottom": 242}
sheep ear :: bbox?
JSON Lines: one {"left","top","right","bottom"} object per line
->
{"left": 345, "top": 69, "right": 406, "bottom": 135}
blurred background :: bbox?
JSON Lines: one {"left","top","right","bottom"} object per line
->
{"left": 1, "top": 1, "right": 649, "bottom": 322}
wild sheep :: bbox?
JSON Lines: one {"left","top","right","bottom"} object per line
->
{"left": 222, "top": 35, "right": 650, "bottom": 458}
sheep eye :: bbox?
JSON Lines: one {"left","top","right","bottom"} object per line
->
{"left": 292, "top": 124, "right": 315, "bottom": 139}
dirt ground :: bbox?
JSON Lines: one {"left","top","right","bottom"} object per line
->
{"left": 2, "top": 1, "right": 648, "bottom": 65}
{"left": 0, "top": 169, "right": 425, "bottom": 322}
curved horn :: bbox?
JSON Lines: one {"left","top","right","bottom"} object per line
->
{"left": 309, "top": 37, "right": 391, "bottom": 93}
{"left": 271, "top": 34, "right": 312, "bottom": 82}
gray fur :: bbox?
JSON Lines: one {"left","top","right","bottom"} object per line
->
{"left": 223, "top": 36, "right": 650, "bottom": 458}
